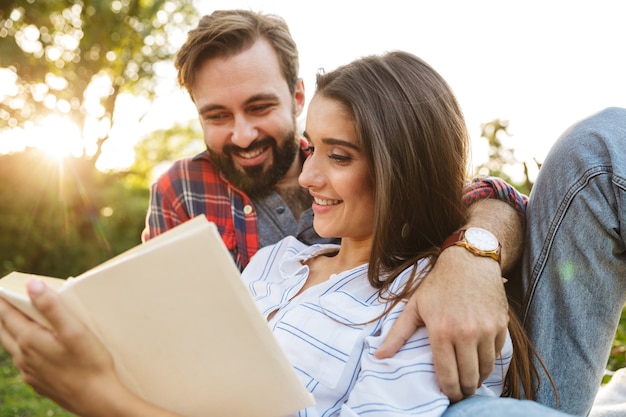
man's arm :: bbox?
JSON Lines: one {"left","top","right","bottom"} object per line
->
{"left": 142, "top": 169, "right": 189, "bottom": 243}
{"left": 142, "top": 181, "right": 175, "bottom": 242}
{"left": 376, "top": 178, "right": 526, "bottom": 402}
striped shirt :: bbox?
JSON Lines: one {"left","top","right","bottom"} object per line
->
{"left": 242, "top": 236, "right": 513, "bottom": 417}
{"left": 142, "top": 145, "right": 528, "bottom": 270}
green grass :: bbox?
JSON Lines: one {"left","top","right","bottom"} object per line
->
{"left": 0, "top": 349, "right": 73, "bottom": 417}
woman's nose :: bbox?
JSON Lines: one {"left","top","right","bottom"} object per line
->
{"left": 299, "top": 152, "right": 323, "bottom": 189}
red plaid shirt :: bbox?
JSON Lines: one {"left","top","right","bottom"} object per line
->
{"left": 143, "top": 144, "right": 528, "bottom": 270}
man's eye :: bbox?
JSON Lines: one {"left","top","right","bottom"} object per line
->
{"left": 250, "top": 104, "right": 272, "bottom": 113}
{"left": 204, "top": 113, "right": 226, "bottom": 121}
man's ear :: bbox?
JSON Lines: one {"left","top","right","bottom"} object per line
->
{"left": 293, "top": 78, "right": 305, "bottom": 117}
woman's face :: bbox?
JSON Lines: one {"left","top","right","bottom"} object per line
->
{"left": 299, "top": 94, "right": 375, "bottom": 243}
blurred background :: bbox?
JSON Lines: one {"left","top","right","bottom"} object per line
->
{"left": 1, "top": 1, "right": 625, "bottom": 415}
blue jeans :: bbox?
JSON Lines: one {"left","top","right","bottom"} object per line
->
{"left": 443, "top": 395, "right": 574, "bottom": 417}
{"left": 443, "top": 107, "right": 626, "bottom": 417}
{"left": 521, "top": 107, "right": 626, "bottom": 416}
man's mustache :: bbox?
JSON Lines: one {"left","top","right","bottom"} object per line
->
{"left": 224, "top": 137, "right": 275, "bottom": 154}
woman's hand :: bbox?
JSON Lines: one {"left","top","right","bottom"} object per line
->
{"left": 0, "top": 279, "right": 120, "bottom": 416}
{"left": 0, "top": 279, "right": 184, "bottom": 417}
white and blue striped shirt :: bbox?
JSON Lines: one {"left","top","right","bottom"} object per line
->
{"left": 241, "top": 236, "right": 513, "bottom": 417}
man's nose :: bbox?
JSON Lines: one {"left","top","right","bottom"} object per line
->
{"left": 231, "top": 116, "right": 258, "bottom": 148}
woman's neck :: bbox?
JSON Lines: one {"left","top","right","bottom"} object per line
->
{"left": 328, "top": 238, "right": 371, "bottom": 272}
{"left": 299, "top": 238, "right": 371, "bottom": 292}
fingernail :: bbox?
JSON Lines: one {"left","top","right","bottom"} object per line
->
{"left": 27, "top": 279, "right": 44, "bottom": 295}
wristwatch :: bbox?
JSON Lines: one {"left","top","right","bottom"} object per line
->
{"left": 441, "top": 227, "right": 501, "bottom": 264}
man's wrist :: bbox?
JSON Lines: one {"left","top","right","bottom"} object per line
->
{"left": 441, "top": 227, "right": 502, "bottom": 264}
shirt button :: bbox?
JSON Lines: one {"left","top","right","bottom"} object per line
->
{"left": 243, "top": 205, "right": 253, "bottom": 215}
{"left": 276, "top": 206, "right": 285, "bottom": 214}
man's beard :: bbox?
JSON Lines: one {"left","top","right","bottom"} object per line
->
{"left": 207, "top": 133, "right": 299, "bottom": 198}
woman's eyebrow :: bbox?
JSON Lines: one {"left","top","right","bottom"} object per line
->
{"left": 321, "top": 137, "right": 360, "bottom": 150}
{"left": 302, "top": 133, "right": 361, "bottom": 151}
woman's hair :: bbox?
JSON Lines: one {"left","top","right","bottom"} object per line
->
{"left": 314, "top": 50, "right": 544, "bottom": 400}
{"left": 175, "top": 9, "right": 300, "bottom": 95}
{"left": 315, "top": 51, "right": 468, "bottom": 290}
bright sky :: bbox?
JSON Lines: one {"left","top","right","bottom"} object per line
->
{"left": 5, "top": 0, "right": 626, "bottom": 177}
{"left": 193, "top": 0, "right": 626, "bottom": 172}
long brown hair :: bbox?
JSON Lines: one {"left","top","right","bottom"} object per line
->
{"left": 315, "top": 51, "right": 468, "bottom": 302}
{"left": 314, "top": 51, "right": 546, "bottom": 400}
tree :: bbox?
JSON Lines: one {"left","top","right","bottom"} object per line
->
{"left": 0, "top": 3, "right": 205, "bottom": 411}
{"left": 129, "top": 119, "right": 205, "bottom": 186}
{"left": 474, "top": 119, "right": 540, "bottom": 195}
{"left": 0, "top": 0, "right": 198, "bottom": 167}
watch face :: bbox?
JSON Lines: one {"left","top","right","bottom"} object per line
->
{"left": 465, "top": 228, "right": 499, "bottom": 251}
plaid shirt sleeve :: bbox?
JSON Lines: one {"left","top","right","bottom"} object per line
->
{"left": 462, "top": 176, "right": 528, "bottom": 225}
{"left": 141, "top": 161, "right": 193, "bottom": 242}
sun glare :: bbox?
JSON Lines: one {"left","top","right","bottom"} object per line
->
{"left": 22, "top": 115, "right": 84, "bottom": 160}
{"left": 38, "top": 116, "right": 83, "bottom": 159}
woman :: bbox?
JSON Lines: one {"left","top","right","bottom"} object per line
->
{"left": 243, "top": 51, "right": 508, "bottom": 416}
{"left": 0, "top": 51, "right": 568, "bottom": 416}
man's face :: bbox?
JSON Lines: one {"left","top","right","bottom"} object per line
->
{"left": 191, "top": 38, "right": 305, "bottom": 197}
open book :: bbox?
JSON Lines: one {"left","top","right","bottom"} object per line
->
{"left": 0, "top": 216, "right": 314, "bottom": 417}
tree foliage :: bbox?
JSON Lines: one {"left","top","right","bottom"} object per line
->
{"left": 0, "top": 121, "right": 203, "bottom": 280}
{"left": 0, "top": 0, "right": 198, "bottom": 166}
{"left": 129, "top": 119, "right": 204, "bottom": 185}
{"left": 474, "top": 119, "right": 541, "bottom": 195}
{"left": 0, "top": 149, "right": 149, "bottom": 278}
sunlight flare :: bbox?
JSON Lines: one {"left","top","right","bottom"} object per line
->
{"left": 33, "top": 115, "right": 84, "bottom": 160}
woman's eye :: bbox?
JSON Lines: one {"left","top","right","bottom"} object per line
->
{"left": 329, "top": 153, "right": 351, "bottom": 163}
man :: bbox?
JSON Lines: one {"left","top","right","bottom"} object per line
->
{"left": 142, "top": 9, "right": 525, "bottom": 402}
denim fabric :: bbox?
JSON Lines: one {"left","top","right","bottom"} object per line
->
{"left": 442, "top": 108, "right": 626, "bottom": 417}
{"left": 522, "top": 107, "right": 626, "bottom": 416}
{"left": 442, "top": 395, "right": 575, "bottom": 417}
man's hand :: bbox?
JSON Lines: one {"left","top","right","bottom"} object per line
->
{"left": 376, "top": 198, "right": 523, "bottom": 402}
{"left": 376, "top": 247, "right": 509, "bottom": 401}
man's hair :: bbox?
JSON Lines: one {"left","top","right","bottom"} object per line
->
{"left": 175, "top": 9, "right": 300, "bottom": 96}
